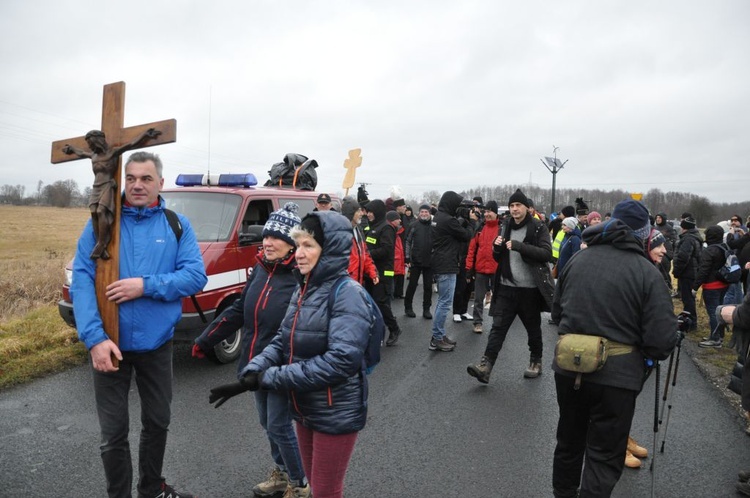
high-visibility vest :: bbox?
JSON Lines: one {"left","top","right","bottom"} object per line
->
{"left": 551, "top": 229, "right": 565, "bottom": 260}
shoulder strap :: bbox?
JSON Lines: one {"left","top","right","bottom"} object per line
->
{"left": 164, "top": 208, "right": 183, "bottom": 242}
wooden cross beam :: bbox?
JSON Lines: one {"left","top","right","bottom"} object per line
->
{"left": 51, "top": 82, "right": 176, "bottom": 360}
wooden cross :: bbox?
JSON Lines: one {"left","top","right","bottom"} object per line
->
{"left": 51, "top": 82, "right": 176, "bottom": 360}
{"left": 342, "top": 148, "right": 362, "bottom": 197}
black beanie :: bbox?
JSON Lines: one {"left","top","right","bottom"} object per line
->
{"left": 508, "top": 189, "right": 529, "bottom": 208}
{"left": 419, "top": 203, "right": 431, "bottom": 211}
{"left": 561, "top": 205, "right": 575, "bottom": 217}
{"left": 680, "top": 217, "right": 696, "bottom": 230}
{"left": 299, "top": 214, "right": 325, "bottom": 248}
{"left": 485, "top": 200, "right": 499, "bottom": 214}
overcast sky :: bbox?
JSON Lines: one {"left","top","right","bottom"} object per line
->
{"left": 1, "top": 0, "right": 748, "bottom": 209}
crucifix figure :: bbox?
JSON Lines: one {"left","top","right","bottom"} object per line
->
{"left": 51, "top": 81, "right": 176, "bottom": 355}
{"left": 62, "top": 127, "right": 161, "bottom": 259}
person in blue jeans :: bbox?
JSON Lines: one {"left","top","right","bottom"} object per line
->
{"left": 696, "top": 225, "right": 730, "bottom": 347}
{"left": 429, "top": 191, "right": 476, "bottom": 351}
{"left": 194, "top": 203, "right": 310, "bottom": 497}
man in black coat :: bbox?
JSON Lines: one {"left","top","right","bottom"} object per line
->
{"left": 550, "top": 199, "right": 677, "bottom": 498}
{"left": 364, "top": 199, "right": 402, "bottom": 346}
{"left": 429, "top": 191, "right": 476, "bottom": 352}
{"left": 467, "top": 189, "right": 554, "bottom": 382}
{"left": 672, "top": 215, "right": 703, "bottom": 330}
{"left": 404, "top": 204, "right": 434, "bottom": 319}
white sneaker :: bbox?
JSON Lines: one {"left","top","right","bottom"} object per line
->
{"left": 453, "top": 314, "right": 462, "bottom": 322}
{"left": 461, "top": 312, "right": 473, "bottom": 320}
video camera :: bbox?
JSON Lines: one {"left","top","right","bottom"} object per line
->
{"left": 676, "top": 311, "right": 693, "bottom": 343}
{"left": 456, "top": 200, "right": 483, "bottom": 220}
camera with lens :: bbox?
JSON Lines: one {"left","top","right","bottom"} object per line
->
{"left": 456, "top": 200, "right": 482, "bottom": 221}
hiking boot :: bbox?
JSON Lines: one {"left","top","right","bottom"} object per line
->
{"left": 473, "top": 323, "right": 483, "bottom": 334}
{"left": 461, "top": 312, "right": 473, "bottom": 320}
{"left": 281, "top": 483, "right": 311, "bottom": 498}
{"left": 423, "top": 309, "right": 432, "bottom": 319}
{"left": 153, "top": 483, "right": 194, "bottom": 498}
{"left": 386, "top": 328, "right": 401, "bottom": 346}
{"left": 738, "top": 481, "right": 750, "bottom": 497}
{"left": 699, "top": 339, "right": 723, "bottom": 348}
{"left": 627, "top": 436, "right": 648, "bottom": 459}
{"left": 405, "top": 308, "right": 416, "bottom": 318}
{"left": 443, "top": 335, "right": 457, "bottom": 346}
{"left": 453, "top": 314, "right": 462, "bottom": 322}
{"left": 429, "top": 337, "right": 455, "bottom": 352}
{"left": 253, "top": 468, "right": 289, "bottom": 497}
{"left": 624, "top": 450, "right": 642, "bottom": 469}
{"left": 524, "top": 361, "right": 542, "bottom": 379}
{"left": 467, "top": 356, "right": 493, "bottom": 384}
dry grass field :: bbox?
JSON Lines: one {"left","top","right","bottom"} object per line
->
{"left": 0, "top": 205, "right": 91, "bottom": 388}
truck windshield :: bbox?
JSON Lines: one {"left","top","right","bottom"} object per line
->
{"left": 161, "top": 192, "right": 241, "bottom": 242}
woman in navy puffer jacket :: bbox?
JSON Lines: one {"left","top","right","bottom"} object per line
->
{"left": 211, "top": 211, "right": 373, "bottom": 498}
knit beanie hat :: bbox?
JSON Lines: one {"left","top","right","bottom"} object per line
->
{"left": 508, "top": 189, "right": 529, "bottom": 208}
{"left": 386, "top": 210, "right": 401, "bottom": 222}
{"left": 485, "top": 200, "right": 499, "bottom": 214}
{"left": 680, "top": 216, "right": 696, "bottom": 230}
{"left": 262, "top": 202, "right": 301, "bottom": 247}
{"left": 561, "top": 205, "right": 575, "bottom": 217}
{"left": 587, "top": 211, "right": 602, "bottom": 225}
{"left": 340, "top": 196, "right": 360, "bottom": 221}
{"left": 647, "top": 229, "right": 666, "bottom": 251}
{"left": 299, "top": 214, "right": 325, "bottom": 248}
{"left": 562, "top": 217, "right": 578, "bottom": 230}
{"left": 612, "top": 199, "right": 651, "bottom": 240}
{"left": 419, "top": 203, "right": 431, "bottom": 212}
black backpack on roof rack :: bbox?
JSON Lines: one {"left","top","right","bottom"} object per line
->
{"left": 265, "top": 153, "right": 318, "bottom": 190}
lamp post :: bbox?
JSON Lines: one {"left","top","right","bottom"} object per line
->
{"left": 541, "top": 145, "right": 568, "bottom": 215}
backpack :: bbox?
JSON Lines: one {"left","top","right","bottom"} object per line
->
{"left": 329, "top": 275, "right": 385, "bottom": 374}
{"left": 264, "top": 153, "right": 318, "bottom": 190}
{"left": 717, "top": 243, "right": 742, "bottom": 284}
{"left": 164, "top": 208, "right": 206, "bottom": 323}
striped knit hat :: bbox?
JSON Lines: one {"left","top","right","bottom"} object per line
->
{"left": 262, "top": 202, "right": 301, "bottom": 246}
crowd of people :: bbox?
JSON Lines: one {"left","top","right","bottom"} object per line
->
{"left": 71, "top": 155, "right": 750, "bottom": 497}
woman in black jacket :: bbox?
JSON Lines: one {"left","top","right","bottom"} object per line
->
{"left": 195, "top": 203, "right": 310, "bottom": 497}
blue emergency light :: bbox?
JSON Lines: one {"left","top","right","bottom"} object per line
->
{"left": 175, "top": 173, "right": 258, "bottom": 187}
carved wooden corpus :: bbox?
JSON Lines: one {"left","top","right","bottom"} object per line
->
{"left": 51, "top": 82, "right": 176, "bottom": 365}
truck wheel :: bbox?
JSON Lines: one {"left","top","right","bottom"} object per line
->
{"left": 212, "top": 329, "right": 241, "bottom": 364}
{"left": 211, "top": 297, "right": 242, "bottom": 364}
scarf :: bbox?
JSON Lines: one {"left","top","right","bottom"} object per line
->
{"left": 498, "top": 213, "right": 533, "bottom": 284}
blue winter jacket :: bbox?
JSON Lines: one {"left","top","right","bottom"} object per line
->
{"left": 71, "top": 197, "right": 207, "bottom": 352}
{"left": 242, "top": 211, "right": 373, "bottom": 435}
{"left": 195, "top": 249, "right": 298, "bottom": 374}
{"left": 556, "top": 228, "right": 582, "bottom": 275}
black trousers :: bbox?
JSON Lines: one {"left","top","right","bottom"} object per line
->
{"left": 552, "top": 374, "right": 637, "bottom": 498}
{"left": 404, "top": 265, "right": 433, "bottom": 311}
{"left": 393, "top": 274, "right": 405, "bottom": 298}
{"left": 92, "top": 341, "right": 173, "bottom": 498}
{"left": 366, "top": 276, "right": 400, "bottom": 333}
{"left": 453, "top": 265, "right": 474, "bottom": 314}
{"left": 483, "top": 285, "right": 544, "bottom": 363}
{"left": 678, "top": 277, "right": 697, "bottom": 327}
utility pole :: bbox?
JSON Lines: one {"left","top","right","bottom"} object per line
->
{"left": 541, "top": 145, "right": 568, "bottom": 215}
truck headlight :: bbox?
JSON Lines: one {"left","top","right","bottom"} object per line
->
{"left": 65, "top": 268, "right": 73, "bottom": 286}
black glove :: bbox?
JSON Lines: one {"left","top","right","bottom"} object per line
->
{"left": 209, "top": 372, "right": 260, "bottom": 408}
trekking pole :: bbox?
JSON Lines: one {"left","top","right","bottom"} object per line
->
{"left": 650, "top": 360, "right": 660, "bottom": 498}
{"left": 660, "top": 335, "right": 683, "bottom": 453}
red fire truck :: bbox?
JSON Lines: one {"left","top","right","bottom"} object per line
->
{"left": 58, "top": 173, "right": 338, "bottom": 363}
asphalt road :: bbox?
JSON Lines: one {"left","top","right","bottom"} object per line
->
{"left": 2, "top": 294, "right": 750, "bottom": 497}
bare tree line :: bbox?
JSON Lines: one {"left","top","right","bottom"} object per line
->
{"left": 0, "top": 181, "right": 90, "bottom": 208}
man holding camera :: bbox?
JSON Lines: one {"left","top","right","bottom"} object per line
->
{"left": 549, "top": 199, "right": 677, "bottom": 498}
{"left": 429, "top": 191, "right": 477, "bottom": 352}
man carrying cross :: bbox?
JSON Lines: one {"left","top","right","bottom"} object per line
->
{"left": 71, "top": 151, "right": 207, "bottom": 498}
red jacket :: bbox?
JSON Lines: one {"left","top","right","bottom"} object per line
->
{"left": 466, "top": 218, "right": 500, "bottom": 275}
{"left": 394, "top": 226, "right": 406, "bottom": 276}
{"left": 348, "top": 228, "right": 378, "bottom": 284}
